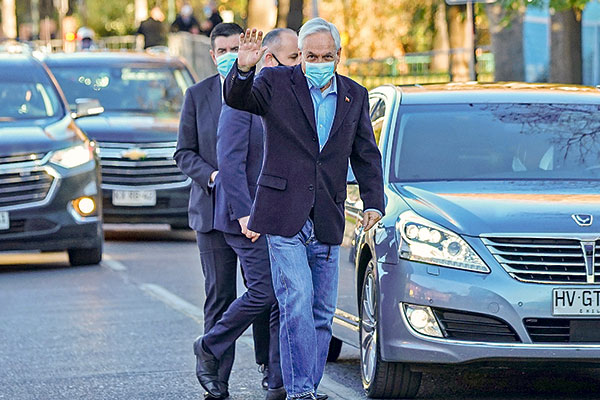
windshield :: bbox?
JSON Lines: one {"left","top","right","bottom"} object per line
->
{"left": 0, "top": 80, "right": 63, "bottom": 121}
{"left": 51, "top": 65, "right": 194, "bottom": 114}
{"left": 390, "top": 103, "right": 600, "bottom": 182}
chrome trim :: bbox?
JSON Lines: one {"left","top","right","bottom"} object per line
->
{"left": 97, "top": 141, "right": 189, "bottom": 190}
{"left": 0, "top": 152, "right": 52, "bottom": 171}
{"left": 335, "top": 308, "right": 360, "bottom": 324}
{"left": 481, "top": 234, "right": 600, "bottom": 285}
{"left": 582, "top": 242, "right": 597, "bottom": 284}
{"left": 102, "top": 177, "right": 191, "bottom": 191}
{"left": 0, "top": 165, "right": 60, "bottom": 212}
{"left": 399, "top": 302, "right": 600, "bottom": 348}
{"left": 333, "top": 315, "right": 360, "bottom": 332}
{"left": 68, "top": 202, "right": 101, "bottom": 224}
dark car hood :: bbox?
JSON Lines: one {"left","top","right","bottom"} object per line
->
{"left": 75, "top": 112, "right": 179, "bottom": 143}
{"left": 393, "top": 181, "right": 600, "bottom": 236}
{"left": 0, "top": 117, "right": 82, "bottom": 155}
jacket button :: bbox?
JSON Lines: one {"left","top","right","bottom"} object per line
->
{"left": 317, "top": 161, "right": 322, "bottom": 166}
{"left": 312, "top": 137, "right": 317, "bottom": 142}
{"left": 308, "top": 184, "right": 314, "bottom": 191}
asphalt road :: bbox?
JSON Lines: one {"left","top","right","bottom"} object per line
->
{"left": 2, "top": 226, "right": 600, "bottom": 400}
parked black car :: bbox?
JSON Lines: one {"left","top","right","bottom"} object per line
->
{"left": 45, "top": 52, "right": 196, "bottom": 229}
{"left": 0, "top": 52, "right": 103, "bottom": 266}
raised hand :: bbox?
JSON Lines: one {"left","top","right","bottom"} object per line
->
{"left": 237, "top": 28, "right": 268, "bottom": 73}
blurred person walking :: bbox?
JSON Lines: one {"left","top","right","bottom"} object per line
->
{"left": 170, "top": 3, "right": 201, "bottom": 35}
{"left": 200, "top": 1, "right": 223, "bottom": 37}
{"left": 137, "top": 7, "right": 167, "bottom": 49}
{"left": 221, "top": 18, "right": 385, "bottom": 400}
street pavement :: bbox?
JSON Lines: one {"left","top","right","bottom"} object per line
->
{"left": 2, "top": 227, "right": 600, "bottom": 400}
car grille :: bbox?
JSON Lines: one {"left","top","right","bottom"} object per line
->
{"left": 482, "top": 237, "right": 600, "bottom": 284}
{"left": 0, "top": 152, "right": 46, "bottom": 166}
{"left": 97, "top": 141, "right": 190, "bottom": 189}
{"left": 0, "top": 168, "right": 54, "bottom": 209}
{"left": 432, "top": 308, "right": 521, "bottom": 343}
{"left": 524, "top": 318, "right": 600, "bottom": 343}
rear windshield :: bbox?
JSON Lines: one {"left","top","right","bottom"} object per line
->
{"left": 390, "top": 103, "right": 600, "bottom": 182}
{"left": 0, "top": 79, "right": 63, "bottom": 121}
{"left": 51, "top": 65, "right": 194, "bottom": 114}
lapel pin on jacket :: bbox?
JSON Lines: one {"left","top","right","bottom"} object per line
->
{"left": 345, "top": 96, "right": 350, "bottom": 103}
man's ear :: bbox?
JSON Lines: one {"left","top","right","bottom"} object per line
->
{"left": 209, "top": 49, "right": 217, "bottom": 66}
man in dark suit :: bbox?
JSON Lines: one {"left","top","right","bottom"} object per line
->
{"left": 218, "top": 18, "right": 385, "bottom": 400}
{"left": 211, "top": 28, "right": 320, "bottom": 400}
{"left": 175, "top": 22, "right": 270, "bottom": 399}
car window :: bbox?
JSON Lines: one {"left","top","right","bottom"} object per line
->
{"left": 390, "top": 103, "right": 600, "bottom": 182}
{"left": 51, "top": 65, "right": 194, "bottom": 114}
{"left": 0, "top": 80, "right": 62, "bottom": 121}
{"left": 370, "top": 98, "right": 386, "bottom": 146}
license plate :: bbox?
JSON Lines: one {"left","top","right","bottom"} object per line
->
{"left": 112, "top": 190, "right": 156, "bottom": 207}
{"left": 553, "top": 288, "right": 600, "bottom": 315}
{"left": 0, "top": 211, "right": 8, "bottom": 230}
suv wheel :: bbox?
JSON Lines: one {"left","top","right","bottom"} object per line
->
{"left": 327, "top": 336, "right": 343, "bottom": 362}
{"left": 359, "top": 260, "right": 421, "bottom": 399}
{"left": 68, "top": 238, "right": 103, "bottom": 266}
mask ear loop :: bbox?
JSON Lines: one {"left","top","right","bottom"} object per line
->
{"left": 270, "top": 53, "right": 283, "bottom": 67}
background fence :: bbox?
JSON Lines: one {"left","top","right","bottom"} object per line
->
{"left": 29, "top": 34, "right": 494, "bottom": 88}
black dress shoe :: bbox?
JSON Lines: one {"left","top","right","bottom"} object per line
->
{"left": 259, "top": 364, "right": 269, "bottom": 390}
{"left": 194, "top": 338, "right": 225, "bottom": 398}
{"left": 265, "top": 386, "right": 286, "bottom": 400}
{"left": 203, "top": 391, "right": 229, "bottom": 399}
{"left": 315, "top": 392, "right": 328, "bottom": 400}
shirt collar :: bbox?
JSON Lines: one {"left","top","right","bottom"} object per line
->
{"left": 307, "top": 74, "right": 337, "bottom": 97}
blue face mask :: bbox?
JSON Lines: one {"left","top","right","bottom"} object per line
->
{"left": 304, "top": 61, "right": 335, "bottom": 89}
{"left": 216, "top": 52, "right": 238, "bottom": 77}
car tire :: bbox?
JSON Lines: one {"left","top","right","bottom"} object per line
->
{"left": 359, "top": 260, "right": 421, "bottom": 399}
{"left": 68, "top": 238, "right": 103, "bottom": 267}
{"left": 327, "top": 336, "right": 343, "bottom": 362}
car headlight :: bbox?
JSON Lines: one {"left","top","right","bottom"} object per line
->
{"left": 397, "top": 210, "right": 489, "bottom": 273}
{"left": 50, "top": 144, "right": 93, "bottom": 168}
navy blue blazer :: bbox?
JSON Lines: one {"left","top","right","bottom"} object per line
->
{"left": 214, "top": 104, "right": 264, "bottom": 235}
{"left": 174, "top": 74, "right": 222, "bottom": 233}
{"left": 224, "top": 63, "right": 385, "bottom": 245}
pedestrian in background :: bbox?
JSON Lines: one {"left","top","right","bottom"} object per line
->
{"left": 223, "top": 18, "right": 385, "bottom": 400}
{"left": 137, "top": 7, "right": 167, "bottom": 49}
{"left": 200, "top": 1, "right": 223, "bottom": 37}
{"left": 171, "top": 3, "right": 201, "bottom": 35}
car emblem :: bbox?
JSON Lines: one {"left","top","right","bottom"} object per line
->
{"left": 572, "top": 214, "right": 593, "bottom": 227}
{"left": 121, "top": 148, "right": 147, "bottom": 161}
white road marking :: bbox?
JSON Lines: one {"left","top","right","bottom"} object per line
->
{"left": 136, "top": 281, "right": 358, "bottom": 398}
{"left": 101, "top": 256, "right": 128, "bottom": 272}
{"left": 139, "top": 283, "right": 204, "bottom": 324}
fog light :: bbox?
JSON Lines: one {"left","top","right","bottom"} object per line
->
{"left": 72, "top": 197, "right": 96, "bottom": 216}
{"left": 403, "top": 304, "right": 444, "bottom": 338}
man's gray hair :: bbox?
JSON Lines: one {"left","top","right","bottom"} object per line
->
{"left": 298, "top": 18, "right": 341, "bottom": 51}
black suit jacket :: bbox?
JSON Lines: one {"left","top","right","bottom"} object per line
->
{"left": 175, "top": 74, "right": 222, "bottom": 233}
{"left": 214, "top": 104, "right": 264, "bottom": 234}
{"left": 224, "top": 63, "right": 385, "bottom": 245}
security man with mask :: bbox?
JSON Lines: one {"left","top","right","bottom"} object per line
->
{"left": 175, "top": 22, "right": 271, "bottom": 399}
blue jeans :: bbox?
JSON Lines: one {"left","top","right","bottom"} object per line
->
{"left": 266, "top": 218, "right": 340, "bottom": 399}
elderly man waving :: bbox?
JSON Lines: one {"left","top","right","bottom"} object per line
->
{"left": 222, "top": 18, "right": 385, "bottom": 400}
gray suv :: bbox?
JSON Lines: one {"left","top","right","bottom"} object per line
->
{"left": 0, "top": 52, "right": 103, "bottom": 266}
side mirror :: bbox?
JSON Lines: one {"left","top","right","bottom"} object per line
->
{"left": 72, "top": 98, "right": 104, "bottom": 119}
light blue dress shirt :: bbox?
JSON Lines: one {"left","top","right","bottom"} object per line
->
{"left": 308, "top": 77, "right": 337, "bottom": 151}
